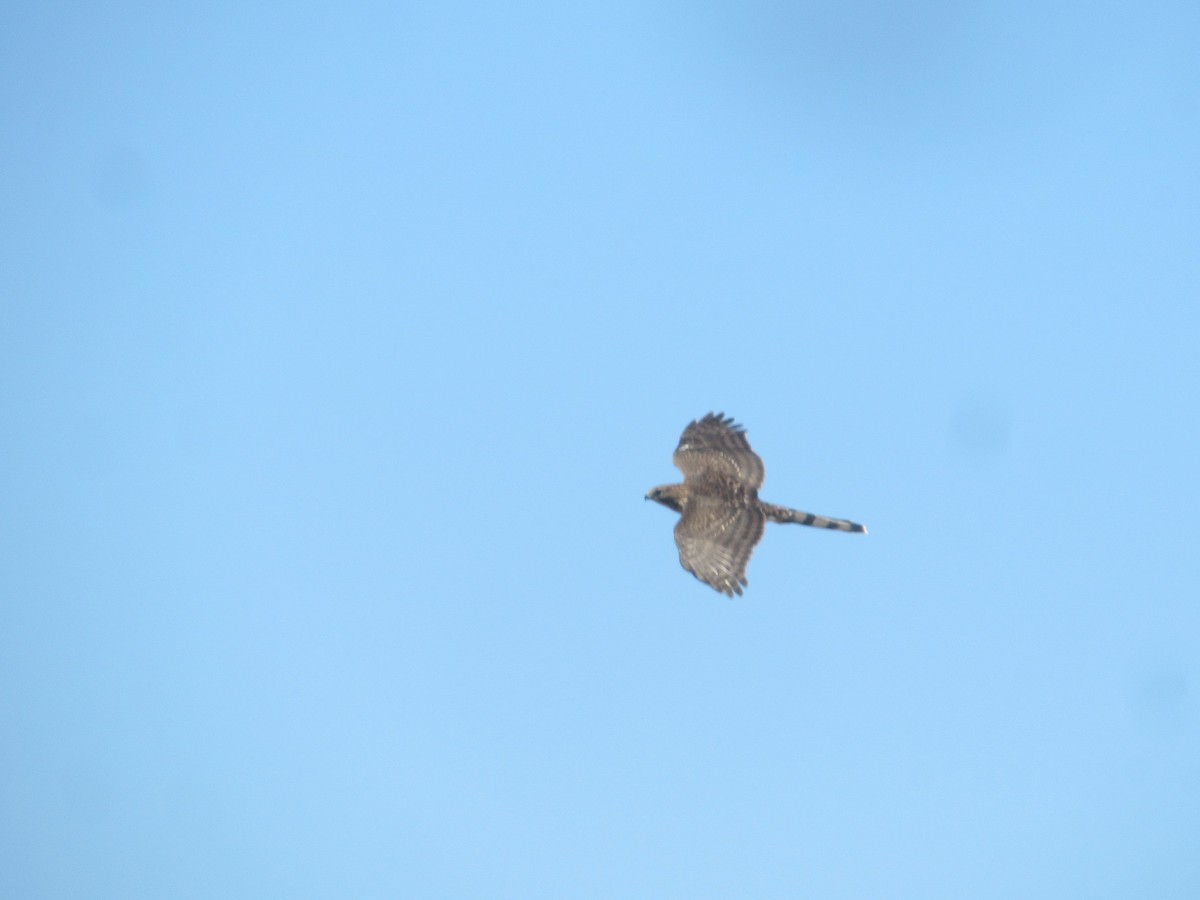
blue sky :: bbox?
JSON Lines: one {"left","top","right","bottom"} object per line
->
{"left": 2, "top": 1, "right": 1198, "bottom": 897}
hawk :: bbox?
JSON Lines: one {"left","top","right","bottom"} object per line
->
{"left": 646, "top": 413, "right": 866, "bottom": 596}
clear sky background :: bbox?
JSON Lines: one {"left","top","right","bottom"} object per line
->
{"left": 3, "top": 2, "right": 1198, "bottom": 897}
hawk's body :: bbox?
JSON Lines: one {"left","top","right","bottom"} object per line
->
{"left": 646, "top": 413, "right": 866, "bottom": 596}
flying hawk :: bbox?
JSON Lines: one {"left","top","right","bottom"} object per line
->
{"left": 646, "top": 413, "right": 866, "bottom": 596}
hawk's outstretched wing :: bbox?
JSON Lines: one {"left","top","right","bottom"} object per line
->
{"left": 672, "top": 412, "right": 765, "bottom": 490}
{"left": 674, "top": 495, "right": 766, "bottom": 597}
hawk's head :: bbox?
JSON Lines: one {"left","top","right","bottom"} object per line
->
{"left": 645, "top": 484, "right": 687, "bottom": 514}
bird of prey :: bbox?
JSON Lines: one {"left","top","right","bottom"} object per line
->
{"left": 646, "top": 413, "right": 866, "bottom": 596}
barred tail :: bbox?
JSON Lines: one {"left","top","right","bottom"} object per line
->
{"left": 762, "top": 502, "right": 867, "bottom": 534}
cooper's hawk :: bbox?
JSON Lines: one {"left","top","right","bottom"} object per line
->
{"left": 646, "top": 413, "right": 866, "bottom": 596}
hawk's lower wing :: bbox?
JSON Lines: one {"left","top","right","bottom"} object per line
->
{"left": 674, "top": 498, "right": 765, "bottom": 597}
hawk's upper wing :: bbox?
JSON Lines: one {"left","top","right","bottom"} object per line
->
{"left": 674, "top": 496, "right": 766, "bottom": 597}
{"left": 672, "top": 412, "right": 765, "bottom": 490}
